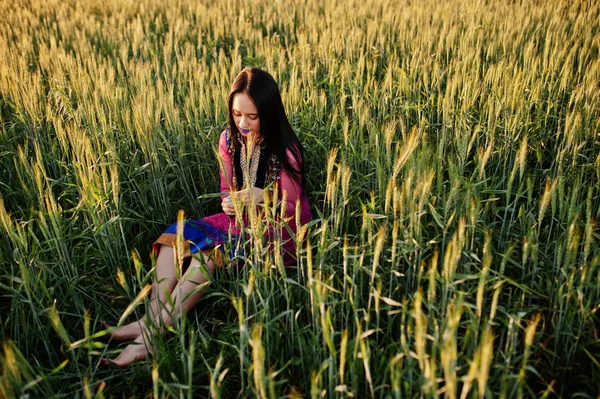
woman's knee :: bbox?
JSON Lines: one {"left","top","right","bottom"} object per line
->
{"left": 157, "top": 245, "right": 174, "bottom": 257}
{"left": 188, "top": 254, "right": 216, "bottom": 274}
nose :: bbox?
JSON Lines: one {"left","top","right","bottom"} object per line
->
{"left": 239, "top": 116, "right": 250, "bottom": 128}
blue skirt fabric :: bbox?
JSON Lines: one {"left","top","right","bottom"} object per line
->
{"left": 152, "top": 213, "right": 240, "bottom": 264}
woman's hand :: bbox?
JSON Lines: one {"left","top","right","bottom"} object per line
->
{"left": 232, "top": 187, "right": 264, "bottom": 205}
{"left": 221, "top": 196, "right": 235, "bottom": 216}
{"left": 241, "top": 187, "right": 264, "bottom": 204}
{"left": 221, "top": 187, "right": 264, "bottom": 216}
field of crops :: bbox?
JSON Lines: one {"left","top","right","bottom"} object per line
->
{"left": 1, "top": 0, "right": 599, "bottom": 397}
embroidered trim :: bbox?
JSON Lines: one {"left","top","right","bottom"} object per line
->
{"left": 265, "top": 154, "right": 281, "bottom": 192}
{"left": 238, "top": 133, "right": 262, "bottom": 189}
{"left": 227, "top": 127, "right": 281, "bottom": 191}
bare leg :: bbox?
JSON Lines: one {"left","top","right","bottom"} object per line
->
{"left": 105, "top": 246, "right": 178, "bottom": 340}
{"left": 104, "top": 254, "right": 216, "bottom": 367}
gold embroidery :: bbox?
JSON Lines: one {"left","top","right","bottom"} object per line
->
{"left": 228, "top": 128, "right": 281, "bottom": 191}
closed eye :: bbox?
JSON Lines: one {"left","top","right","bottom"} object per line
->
{"left": 233, "top": 110, "right": 258, "bottom": 120}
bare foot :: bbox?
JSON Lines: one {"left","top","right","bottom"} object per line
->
{"left": 101, "top": 320, "right": 146, "bottom": 341}
{"left": 101, "top": 342, "right": 149, "bottom": 367}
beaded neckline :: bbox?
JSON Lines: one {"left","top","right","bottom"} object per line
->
{"left": 227, "top": 128, "right": 281, "bottom": 192}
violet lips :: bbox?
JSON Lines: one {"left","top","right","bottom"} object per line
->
{"left": 240, "top": 128, "right": 250, "bottom": 135}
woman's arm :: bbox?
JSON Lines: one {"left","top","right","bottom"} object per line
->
{"left": 219, "top": 131, "right": 267, "bottom": 214}
{"left": 218, "top": 130, "right": 237, "bottom": 216}
{"left": 278, "top": 148, "right": 304, "bottom": 216}
{"left": 218, "top": 130, "right": 234, "bottom": 198}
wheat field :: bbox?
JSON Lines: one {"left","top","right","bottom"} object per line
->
{"left": 1, "top": 0, "right": 599, "bottom": 397}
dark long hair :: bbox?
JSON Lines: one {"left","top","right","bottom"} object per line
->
{"left": 227, "top": 67, "right": 306, "bottom": 194}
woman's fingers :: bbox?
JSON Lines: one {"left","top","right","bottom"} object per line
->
{"left": 250, "top": 187, "right": 264, "bottom": 204}
{"left": 231, "top": 188, "right": 262, "bottom": 205}
{"left": 222, "top": 189, "right": 262, "bottom": 215}
{"left": 221, "top": 203, "right": 231, "bottom": 214}
{"left": 222, "top": 197, "right": 235, "bottom": 215}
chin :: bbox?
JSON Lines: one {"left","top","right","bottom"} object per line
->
{"left": 239, "top": 129, "right": 259, "bottom": 137}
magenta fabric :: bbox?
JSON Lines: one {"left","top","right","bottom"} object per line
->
{"left": 200, "top": 213, "right": 240, "bottom": 235}
{"left": 218, "top": 130, "right": 311, "bottom": 265}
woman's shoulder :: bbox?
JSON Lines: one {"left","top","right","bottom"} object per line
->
{"left": 218, "top": 128, "right": 233, "bottom": 156}
{"left": 220, "top": 127, "right": 230, "bottom": 139}
{"left": 284, "top": 143, "right": 303, "bottom": 165}
{"left": 219, "top": 128, "right": 231, "bottom": 146}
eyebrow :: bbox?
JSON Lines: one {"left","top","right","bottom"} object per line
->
{"left": 233, "top": 108, "right": 258, "bottom": 116}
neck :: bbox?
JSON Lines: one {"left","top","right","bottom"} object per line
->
{"left": 242, "top": 131, "right": 261, "bottom": 147}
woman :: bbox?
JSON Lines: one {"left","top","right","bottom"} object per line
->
{"left": 101, "top": 67, "right": 311, "bottom": 367}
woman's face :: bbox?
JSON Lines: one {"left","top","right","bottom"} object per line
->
{"left": 232, "top": 92, "right": 260, "bottom": 138}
